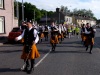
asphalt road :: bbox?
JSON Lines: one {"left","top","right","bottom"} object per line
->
{"left": 0, "top": 28, "right": 100, "bottom": 75}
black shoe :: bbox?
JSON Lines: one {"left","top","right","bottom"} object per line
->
{"left": 52, "top": 48, "right": 55, "bottom": 51}
{"left": 89, "top": 51, "right": 92, "bottom": 54}
{"left": 27, "top": 68, "right": 34, "bottom": 74}
{"left": 86, "top": 47, "right": 88, "bottom": 51}
{"left": 21, "top": 66, "right": 28, "bottom": 72}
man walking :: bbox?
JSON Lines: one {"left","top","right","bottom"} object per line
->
{"left": 15, "top": 21, "right": 40, "bottom": 74}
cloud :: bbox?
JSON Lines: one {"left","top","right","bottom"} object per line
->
{"left": 17, "top": 0, "right": 100, "bottom": 19}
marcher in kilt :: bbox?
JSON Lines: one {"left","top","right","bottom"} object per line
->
{"left": 58, "top": 23, "right": 63, "bottom": 43}
{"left": 44, "top": 25, "right": 49, "bottom": 41}
{"left": 50, "top": 22, "right": 59, "bottom": 51}
{"left": 61, "top": 23, "right": 65, "bottom": 41}
{"left": 38, "top": 25, "right": 44, "bottom": 42}
{"left": 15, "top": 21, "right": 40, "bottom": 74}
{"left": 81, "top": 24, "right": 86, "bottom": 45}
{"left": 84, "top": 23, "right": 96, "bottom": 54}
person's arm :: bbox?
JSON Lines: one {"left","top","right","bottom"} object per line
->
{"left": 58, "top": 26, "right": 61, "bottom": 34}
{"left": 15, "top": 30, "right": 25, "bottom": 41}
{"left": 33, "top": 29, "right": 39, "bottom": 44}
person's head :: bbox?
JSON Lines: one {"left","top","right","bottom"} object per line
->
{"left": 86, "top": 23, "right": 90, "bottom": 28}
{"left": 82, "top": 24, "right": 85, "bottom": 28}
{"left": 51, "top": 22, "right": 55, "bottom": 26}
{"left": 26, "top": 21, "right": 33, "bottom": 28}
{"left": 22, "top": 21, "right": 26, "bottom": 25}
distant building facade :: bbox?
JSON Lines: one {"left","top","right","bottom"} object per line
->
{"left": 0, "top": 0, "right": 17, "bottom": 36}
{"left": 40, "top": 8, "right": 96, "bottom": 26}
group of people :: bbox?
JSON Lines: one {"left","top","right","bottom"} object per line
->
{"left": 15, "top": 20, "right": 96, "bottom": 74}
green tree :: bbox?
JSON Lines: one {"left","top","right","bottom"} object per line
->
{"left": 60, "top": 5, "right": 70, "bottom": 15}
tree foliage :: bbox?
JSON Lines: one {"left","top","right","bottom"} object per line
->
{"left": 14, "top": 1, "right": 54, "bottom": 22}
{"left": 60, "top": 6, "right": 97, "bottom": 20}
{"left": 14, "top": 2, "right": 97, "bottom": 23}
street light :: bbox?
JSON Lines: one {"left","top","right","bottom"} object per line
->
{"left": 34, "top": 10, "right": 35, "bottom": 22}
{"left": 46, "top": 12, "right": 47, "bottom": 24}
{"left": 16, "top": 1, "right": 19, "bottom": 21}
{"left": 59, "top": 11, "right": 60, "bottom": 23}
{"left": 22, "top": 0, "right": 24, "bottom": 21}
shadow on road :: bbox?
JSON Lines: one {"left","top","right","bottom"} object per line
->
{"left": 50, "top": 50, "right": 88, "bottom": 54}
{"left": 0, "top": 68, "right": 21, "bottom": 73}
{"left": 0, "top": 50, "right": 21, "bottom": 54}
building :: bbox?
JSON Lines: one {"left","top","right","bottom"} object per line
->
{"left": 65, "top": 15, "right": 72, "bottom": 24}
{"left": 0, "top": 0, "right": 16, "bottom": 37}
{"left": 40, "top": 8, "right": 96, "bottom": 26}
{"left": 40, "top": 8, "right": 65, "bottom": 25}
{"left": 72, "top": 15, "right": 96, "bottom": 27}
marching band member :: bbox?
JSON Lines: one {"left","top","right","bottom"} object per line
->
{"left": 50, "top": 22, "right": 59, "bottom": 51}
{"left": 84, "top": 23, "right": 95, "bottom": 54}
{"left": 61, "top": 23, "right": 65, "bottom": 40}
{"left": 58, "top": 23, "right": 63, "bottom": 43}
{"left": 44, "top": 25, "right": 49, "bottom": 41}
{"left": 38, "top": 25, "right": 44, "bottom": 42}
{"left": 81, "top": 24, "right": 86, "bottom": 44}
{"left": 15, "top": 21, "right": 40, "bottom": 74}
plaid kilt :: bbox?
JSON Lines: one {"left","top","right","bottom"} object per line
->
{"left": 21, "top": 44, "right": 40, "bottom": 59}
{"left": 85, "top": 36, "right": 94, "bottom": 46}
{"left": 50, "top": 35, "right": 59, "bottom": 44}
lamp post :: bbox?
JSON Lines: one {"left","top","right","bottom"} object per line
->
{"left": 34, "top": 10, "right": 35, "bottom": 22}
{"left": 16, "top": 1, "right": 19, "bottom": 21}
{"left": 46, "top": 12, "right": 47, "bottom": 24}
{"left": 59, "top": 11, "right": 60, "bottom": 23}
{"left": 22, "top": 0, "right": 24, "bottom": 21}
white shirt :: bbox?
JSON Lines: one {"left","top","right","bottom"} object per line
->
{"left": 17, "top": 27, "right": 39, "bottom": 44}
{"left": 84, "top": 28, "right": 90, "bottom": 34}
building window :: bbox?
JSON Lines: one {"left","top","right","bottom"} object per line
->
{"left": 0, "top": 16, "right": 5, "bottom": 33}
{"left": 0, "top": 0, "right": 4, "bottom": 9}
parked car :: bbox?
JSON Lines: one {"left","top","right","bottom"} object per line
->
{"left": 8, "top": 27, "right": 23, "bottom": 43}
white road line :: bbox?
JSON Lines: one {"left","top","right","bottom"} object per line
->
{"left": 34, "top": 49, "right": 51, "bottom": 67}
{"left": 95, "top": 42, "right": 100, "bottom": 48}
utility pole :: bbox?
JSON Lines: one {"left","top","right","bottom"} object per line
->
{"left": 16, "top": 1, "right": 19, "bottom": 21}
{"left": 46, "top": 12, "right": 47, "bottom": 24}
{"left": 59, "top": 12, "right": 60, "bottom": 23}
{"left": 22, "top": 0, "right": 24, "bottom": 21}
{"left": 34, "top": 10, "right": 35, "bottom": 22}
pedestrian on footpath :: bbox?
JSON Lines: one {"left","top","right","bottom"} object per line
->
{"left": 15, "top": 21, "right": 40, "bottom": 74}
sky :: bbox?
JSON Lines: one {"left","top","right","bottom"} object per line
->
{"left": 17, "top": 0, "right": 100, "bottom": 19}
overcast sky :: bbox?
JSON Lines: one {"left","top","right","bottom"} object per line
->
{"left": 17, "top": 0, "right": 100, "bottom": 19}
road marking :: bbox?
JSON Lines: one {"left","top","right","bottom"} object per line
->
{"left": 95, "top": 42, "right": 100, "bottom": 49}
{"left": 34, "top": 49, "right": 51, "bottom": 67}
